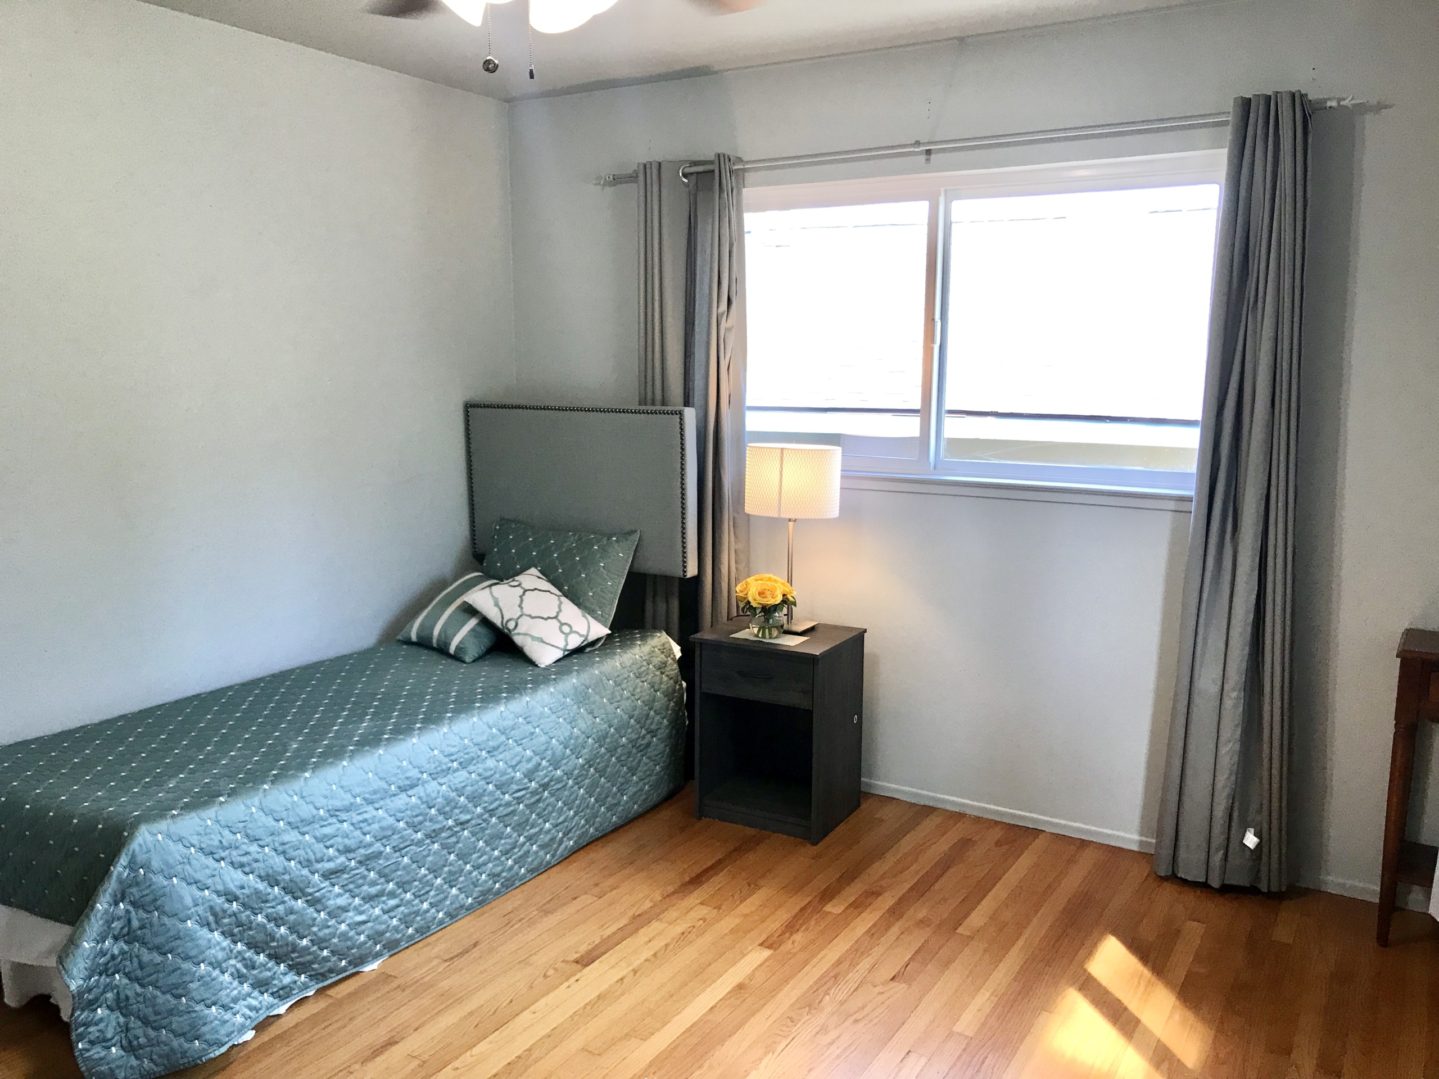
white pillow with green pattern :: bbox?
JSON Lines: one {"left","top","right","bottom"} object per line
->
{"left": 481, "top": 518, "right": 638, "bottom": 628}
{"left": 461, "top": 568, "right": 608, "bottom": 668}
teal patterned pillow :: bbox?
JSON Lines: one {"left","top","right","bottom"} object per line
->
{"left": 482, "top": 519, "right": 639, "bottom": 628}
{"left": 397, "top": 572, "right": 498, "bottom": 662}
{"left": 461, "top": 568, "right": 608, "bottom": 668}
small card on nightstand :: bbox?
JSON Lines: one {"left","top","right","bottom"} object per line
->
{"left": 729, "top": 630, "right": 808, "bottom": 647}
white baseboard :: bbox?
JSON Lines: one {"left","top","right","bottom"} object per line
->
{"left": 861, "top": 778, "right": 1155, "bottom": 855}
{"left": 1302, "top": 874, "right": 1378, "bottom": 903}
{"left": 1304, "top": 875, "right": 1429, "bottom": 912}
{"left": 862, "top": 778, "right": 1415, "bottom": 909}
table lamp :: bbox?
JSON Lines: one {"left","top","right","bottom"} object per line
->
{"left": 744, "top": 443, "right": 842, "bottom": 633}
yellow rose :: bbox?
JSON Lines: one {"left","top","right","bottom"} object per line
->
{"left": 749, "top": 581, "right": 783, "bottom": 608}
{"left": 756, "top": 574, "right": 796, "bottom": 605}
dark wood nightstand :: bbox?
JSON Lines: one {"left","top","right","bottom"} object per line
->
{"left": 691, "top": 618, "right": 865, "bottom": 844}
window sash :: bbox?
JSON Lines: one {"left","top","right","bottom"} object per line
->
{"left": 742, "top": 149, "right": 1226, "bottom": 495}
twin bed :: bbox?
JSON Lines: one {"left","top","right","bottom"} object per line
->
{"left": 0, "top": 404, "right": 697, "bottom": 1079}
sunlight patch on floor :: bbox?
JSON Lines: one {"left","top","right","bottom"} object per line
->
{"left": 1084, "top": 933, "right": 1207, "bottom": 1071}
{"left": 1021, "top": 933, "right": 1212, "bottom": 1077}
{"left": 1032, "top": 987, "right": 1161, "bottom": 1078}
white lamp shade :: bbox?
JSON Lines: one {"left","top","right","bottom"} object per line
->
{"left": 745, "top": 444, "right": 842, "bottom": 520}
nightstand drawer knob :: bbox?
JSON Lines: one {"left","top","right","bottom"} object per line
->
{"left": 736, "top": 669, "right": 773, "bottom": 682}
{"left": 853, "top": 714, "right": 859, "bottom": 724}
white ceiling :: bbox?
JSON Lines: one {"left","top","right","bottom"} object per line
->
{"left": 140, "top": 0, "right": 1206, "bottom": 102}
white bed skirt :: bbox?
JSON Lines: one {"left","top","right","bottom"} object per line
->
{"left": 0, "top": 905, "right": 73, "bottom": 1019}
{"left": 1, "top": 902, "right": 385, "bottom": 1045}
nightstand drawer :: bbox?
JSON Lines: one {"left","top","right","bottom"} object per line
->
{"left": 702, "top": 647, "right": 813, "bottom": 709}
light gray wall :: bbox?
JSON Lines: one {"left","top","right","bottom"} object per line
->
{"left": 755, "top": 483, "right": 1191, "bottom": 853}
{"left": 0, "top": 0, "right": 516, "bottom": 742}
{"left": 506, "top": 0, "right": 1439, "bottom": 898}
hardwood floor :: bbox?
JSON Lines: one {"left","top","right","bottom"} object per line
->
{"left": 3, "top": 792, "right": 1436, "bottom": 1078}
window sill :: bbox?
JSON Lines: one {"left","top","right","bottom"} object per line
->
{"left": 840, "top": 471, "right": 1195, "bottom": 513}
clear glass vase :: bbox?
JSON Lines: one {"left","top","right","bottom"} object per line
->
{"left": 748, "top": 608, "right": 786, "bottom": 640}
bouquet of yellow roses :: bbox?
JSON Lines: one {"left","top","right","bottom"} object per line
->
{"left": 735, "top": 574, "right": 797, "bottom": 617}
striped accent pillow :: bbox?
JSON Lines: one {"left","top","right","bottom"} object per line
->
{"left": 397, "top": 572, "right": 499, "bottom": 662}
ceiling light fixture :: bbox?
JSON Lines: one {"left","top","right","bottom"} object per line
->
{"left": 372, "top": 0, "right": 758, "bottom": 35}
{"left": 528, "top": 0, "right": 617, "bottom": 34}
{"left": 371, "top": 0, "right": 758, "bottom": 82}
{"left": 433, "top": 0, "right": 616, "bottom": 34}
{"left": 437, "top": 0, "right": 497, "bottom": 25}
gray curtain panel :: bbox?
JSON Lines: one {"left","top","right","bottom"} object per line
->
{"left": 1153, "top": 92, "right": 1310, "bottom": 893}
{"left": 636, "top": 155, "right": 749, "bottom": 634}
{"left": 637, "top": 161, "right": 690, "bottom": 638}
{"left": 688, "top": 154, "right": 749, "bottom": 629}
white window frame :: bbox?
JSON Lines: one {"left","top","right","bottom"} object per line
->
{"left": 743, "top": 149, "right": 1227, "bottom": 498}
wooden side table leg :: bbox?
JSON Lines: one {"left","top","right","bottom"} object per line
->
{"left": 1378, "top": 658, "right": 1425, "bottom": 946}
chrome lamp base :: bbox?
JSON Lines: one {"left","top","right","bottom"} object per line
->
{"left": 784, "top": 518, "right": 819, "bottom": 633}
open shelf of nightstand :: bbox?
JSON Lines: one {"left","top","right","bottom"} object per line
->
{"left": 704, "top": 776, "right": 811, "bottom": 832}
{"left": 695, "top": 693, "right": 814, "bottom": 840}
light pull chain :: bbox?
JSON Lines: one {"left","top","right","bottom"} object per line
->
{"left": 482, "top": 11, "right": 499, "bottom": 73}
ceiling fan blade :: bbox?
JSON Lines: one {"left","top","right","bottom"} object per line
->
{"left": 368, "top": 0, "right": 443, "bottom": 17}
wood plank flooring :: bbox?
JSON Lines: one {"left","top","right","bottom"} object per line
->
{"left": 3, "top": 791, "right": 1436, "bottom": 1078}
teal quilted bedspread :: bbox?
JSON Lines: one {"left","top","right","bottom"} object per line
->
{"left": 0, "top": 632, "right": 685, "bottom": 1079}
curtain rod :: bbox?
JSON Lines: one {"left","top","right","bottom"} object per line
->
{"left": 597, "top": 96, "right": 1374, "bottom": 187}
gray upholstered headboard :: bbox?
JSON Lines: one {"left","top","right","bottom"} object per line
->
{"left": 465, "top": 403, "right": 697, "bottom": 578}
